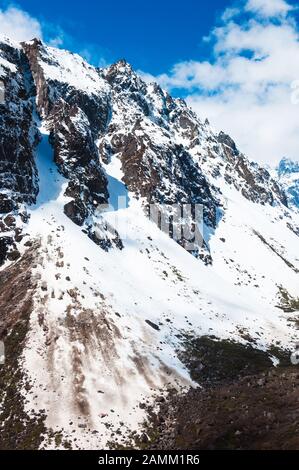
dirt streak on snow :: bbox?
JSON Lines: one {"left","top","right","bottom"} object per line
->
{"left": 19, "top": 125, "right": 298, "bottom": 449}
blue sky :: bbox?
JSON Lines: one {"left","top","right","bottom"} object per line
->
{"left": 1, "top": 0, "right": 299, "bottom": 165}
{"left": 0, "top": 0, "right": 232, "bottom": 73}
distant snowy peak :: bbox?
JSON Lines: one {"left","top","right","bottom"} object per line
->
{"left": 277, "top": 157, "right": 299, "bottom": 176}
{"left": 276, "top": 158, "right": 299, "bottom": 208}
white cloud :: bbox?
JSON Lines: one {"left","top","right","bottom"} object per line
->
{"left": 137, "top": 69, "right": 156, "bottom": 84}
{"left": 0, "top": 6, "right": 43, "bottom": 42}
{"left": 245, "top": 0, "right": 294, "bottom": 18}
{"left": 48, "top": 36, "right": 64, "bottom": 48}
{"left": 78, "top": 45, "right": 109, "bottom": 68}
{"left": 154, "top": 0, "right": 299, "bottom": 165}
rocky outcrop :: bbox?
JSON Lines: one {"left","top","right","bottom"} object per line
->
{"left": 0, "top": 39, "right": 39, "bottom": 265}
{"left": 46, "top": 100, "right": 109, "bottom": 225}
{"left": 0, "top": 41, "right": 38, "bottom": 206}
{"left": 218, "top": 132, "right": 288, "bottom": 206}
{"left": 22, "top": 39, "right": 110, "bottom": 135}
{"left": 100, "top": 62, "right": 221, "bottom": 261}
{"left": 99, "top": 60, "right": 288, "bottom": 261}
{"left": 22, "top": 40, "right": 114, "bottom": 236}
{"left": 21, "top": 39, "right": 51, "bottom": 118}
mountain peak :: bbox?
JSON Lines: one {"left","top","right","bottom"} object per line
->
{"left": 24, "top": 37, "right": 43, "bottom": 46}
{"left": 114, "top": 58, "right": 132, "bottom": 69}
{"left": 277, "top": 157, "right": 299, "bottom": 176}
{"left": 107, "top": 58, "right": 134, "bottom": 76}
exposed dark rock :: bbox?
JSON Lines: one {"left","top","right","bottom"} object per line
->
{"left": 178, "top": 335, "right": 274, "bottom": 385}
{"left": 47, "top": 99, "right": 109, "bottom": 222}
{"left": 217, "top": 132, "right": 288, "bottom": 206}
{"left": 143, "top": 366, "right": 299, "bottom": 450}
{"left": 0, "top": 40, "right": 39, "bottom": 263}
{"left": 64, "top": 200, "right": 87, "bottom": 226}
{"left": 0, "top": 237, "right": 14, "bottom": 266}
{"left": 0, "top": 194, "right": 16, "bottom": 213}
{"left": 217, "top": 131, "right": 239, "bottom": 156}
{"left": 145, "top": 320, "right": 160, "bottom": 331}
{"left": 0, "top": 244, "right": 47, "bottom": 450}
{"left": 139, "top": 337, "right": 298, "bottom": 450}
{"left": 23, "top": 39, "right": 110, "bottom": 135}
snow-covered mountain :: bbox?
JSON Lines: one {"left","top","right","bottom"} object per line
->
{"left": 276, "top": 157, "right": 299, "bottom": 210}
{"left": 0, "top": 37, "right": 298, "bottom": 450}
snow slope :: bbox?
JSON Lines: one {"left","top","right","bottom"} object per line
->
{"left": 19, "top": 122, "right": 298, "bottom": 449}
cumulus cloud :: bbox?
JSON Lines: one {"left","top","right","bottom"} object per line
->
{"left": 0, "top": 5, "right": 107, "bottom": 67}
{"left": 154, "top": 0, "right": 299, "bottom": 165}
{"left": 0, "top": 5, "right": 43, "bottom": 42}
{"left": 0, "top": 4, "right": 66, "bottom": 46}
{"left": 245, "top": 0, "right": 294, "bottom": 18}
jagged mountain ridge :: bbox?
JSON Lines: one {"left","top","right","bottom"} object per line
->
{"left": 0, "top": 37, "right": 290, "bottom": 264}
{"left": 0, "top": 37, "right": 298, "bottom": 449}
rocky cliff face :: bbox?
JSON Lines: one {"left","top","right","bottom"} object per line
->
{"left": 22, "top": 40, "right": 112, "bottom": 237}
{"left": 0, "top": 39, "right": 39, "bottom": 264}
